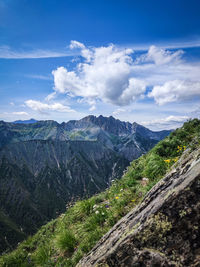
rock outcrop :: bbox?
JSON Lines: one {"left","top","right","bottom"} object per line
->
{"left": 77, "top": 147, "right": 200, "bottom": 267}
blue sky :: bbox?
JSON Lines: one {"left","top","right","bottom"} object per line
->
{"left": 0, "top": 0, "right": 200, "bottom": 130}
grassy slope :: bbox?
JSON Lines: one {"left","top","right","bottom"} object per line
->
{"left": 0, "top": 119, "right": 200, "bottom": 267}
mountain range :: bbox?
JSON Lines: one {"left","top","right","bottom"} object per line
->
{"left": 12, "top": 118, "right": 38, "bottom": 124}
{"left": 0, "top": 115, "right": 171, "bottom": 253}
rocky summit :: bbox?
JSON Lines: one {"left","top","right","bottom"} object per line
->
{"left": 77, "top": 146, "right": 200, "bottom": 267}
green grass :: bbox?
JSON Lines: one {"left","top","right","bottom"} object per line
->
{"left": 55, "top": 230, "right": 77, "bottom": 253}
{"left": 1, "top": 119, "right": 200, "bottom": 267}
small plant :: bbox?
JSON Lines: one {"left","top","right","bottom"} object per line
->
{"left": 55, "top": 230, "right": 76, "bottom": 253}
{"left": 179, "top": 210, "right": 187, "bottom": 218}
{"left": 32, "top": 244, "right": 52, "bottom": 266}
{"left": 144, "top": 153, "right": 166, "bottom": 179}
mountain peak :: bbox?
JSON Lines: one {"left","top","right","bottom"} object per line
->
{"left": 80, "top": 115, "right": 132, "bottom": 135}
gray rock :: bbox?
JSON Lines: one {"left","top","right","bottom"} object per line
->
{"left": 77, "top": 148, "right": 200, "bottom": 267}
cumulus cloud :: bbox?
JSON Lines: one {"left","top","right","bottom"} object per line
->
{"left": 48, "top": 41, "right": 200, "bottom": 110}
{"left": 52, "top": 42, "right": 146, "bottom": 108}
{"left": 25, "top": 100, "right": 75, "bottom": 113}
{"left": 149, "top": 80, "right": 200, "bottom": 105}
{"left": 138, "top": 45, "right": 183, "bottom": 65}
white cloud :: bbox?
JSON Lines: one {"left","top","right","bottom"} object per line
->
{"left": 20, "top": 41, "right": 199, "bottom": 117}
{"left": 124, "top": 39, "right": 200, "bottom": 52}
{"left": 76, "top": 97, "right": 97, "bottom": 111}
{"left": 45, "top": 92, "right": 57, "bottom": 101}
{"left": 25, "top": 100, "right": 75, "bottom": 113}
{"left": 0, "top": 111, "right": 29, "bottom": 120}
{"left": 0, "top": 45, "right": 74, "bottom": 59}
{"left": 12, "top": 111, "right": 29, "bottom": 116}
{"left": 138, "top": 45, "right": 183, "bottom": 65}
{"left": 26, "top": 74, "right": 53, "bottom": 80}
{"left": 112, "top": 108, "right": 126, "bottom": 115}
{"left": 69, "top": 40, "right": 85, "bottom": 49}
{"left": 189, "top": 106, "right": 200, "bottom": 119}
{"left": 89, "top": 105, "right": 96, "bottom": 111}
{"left": 52, "top": 42, "right": 146, "bottom": 107}
{"left": 142, "top": 115, "right": 189, "bottom": 130}
{"left": 149, "top": 80, "right": 200, "bottom": 105}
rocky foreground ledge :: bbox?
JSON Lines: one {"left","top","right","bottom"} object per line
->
{"left": 77, "top": 148, "right": 200, "bottom": 267}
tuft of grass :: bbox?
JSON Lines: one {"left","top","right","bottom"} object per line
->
{"left": 55, "top": 230, "right": 77, "bottom": 253}
{"left": 1, "top": 119, "right": 200, "bottom": 267}
{"left": 32, "top": 244, "right": 52, "bottom": 266}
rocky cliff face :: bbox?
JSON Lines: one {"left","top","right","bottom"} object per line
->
{"left": 77, "top": 147, "right": 200, "bottom": 267}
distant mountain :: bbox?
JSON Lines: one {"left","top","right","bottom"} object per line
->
{"left": 0, "top": 115, "right": 171, "bottom": 161}
{"left": 0, "top": 115, "right": 171, "bottom": 253}
{"left": 12, "top": 118, "right": 38, "bottom": 124}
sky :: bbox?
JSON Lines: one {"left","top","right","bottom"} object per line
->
{"left": 0, "top": 0, "right": 200, "bottom": 130}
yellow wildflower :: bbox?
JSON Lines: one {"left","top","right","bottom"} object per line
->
{"left": 115, "top": 196, "right": 119, "bottom": 200}
{"left": 172, "top": 157, "right": 178, "bottom": 162}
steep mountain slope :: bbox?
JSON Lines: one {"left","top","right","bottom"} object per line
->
{"left": 0, "top": 119, "right": 199, "bottom": 266}
{"left": 0, "top": 115, "right": 171, "bottom": 254}
{"left": 0, "top": 140, "right": 128, "bottom": 254}
{"left": 0, "top": 160, "right": 46, "bottom": 253}
{"left": 79, "top": 146, "right": 200, "bottom": 266}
